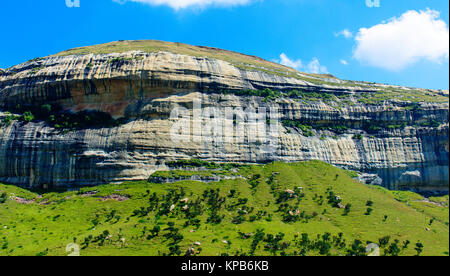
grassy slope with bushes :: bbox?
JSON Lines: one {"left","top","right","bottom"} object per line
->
{"left": 0, "top": 161, "right": 448, "bottom": 256}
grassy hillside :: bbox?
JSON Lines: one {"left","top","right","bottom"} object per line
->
{"left": 0, "top": 161, "right": 448, "bottom": 256}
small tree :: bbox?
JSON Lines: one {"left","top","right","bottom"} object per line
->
{"left": 343, "top": 204, "right": 352, "bottom": 216}
{"left": 385, "top": 240, "right": 401, "bottom": 256}
{"left": 415, "top": 242, "right": 424, "bottom": 256}
{"left": 429, "top": 218, "right": 435, "bottom": 226}
{"left": 0, "top": 193, "right": 7, "bottom": 204}
{"left": 22, "top": 111, "right": 34, "bottom": 122}
{"left": 402, "top": 240, "right": 410, "bottom": 249}
{"left": 379, "top": 236, "right": 391, "bottom": 248}
{"left": 151, "top": 225, "right": 161, "bottom": 237}
{"left": 346, "top": 240, "right": 366, "bottom": 256}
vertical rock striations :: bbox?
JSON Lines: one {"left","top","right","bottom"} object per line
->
{"left": 0, "top": 42, "right": 448, "bottom": 192}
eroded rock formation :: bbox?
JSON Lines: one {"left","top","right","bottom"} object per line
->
{"left": 0, "top": 44, "right": 448, "bottom": 192}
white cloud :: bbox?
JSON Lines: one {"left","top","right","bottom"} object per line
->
{"left": 113, "top": 0, "right": 253, "bottom": 10}
{"left": 335, "top": 29, "right": 353, "bottom": 39}
{"left": 278, "top": 54, "right": 328, "bottom": 74}
{"left": 353, "top": 9, "right": 449, "bottom": 71}
{"left": 306, "top": 58, "right": 328, "bottom": 74}
{"left": 340, "top": 59, "right": 348, "bottom": 65}
{"left": 279, "top": 53, "right": 302, "bottom": 70}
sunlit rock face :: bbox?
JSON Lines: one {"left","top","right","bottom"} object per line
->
{"left": 0, "top": 51, "right": 448, "bottom": 192}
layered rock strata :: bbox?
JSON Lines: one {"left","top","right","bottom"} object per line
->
{"left": 0, "top": 48, "right": 448, "bottom": 192}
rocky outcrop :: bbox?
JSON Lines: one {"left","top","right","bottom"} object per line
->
{"left": 0, "top": 51, "right": 395, "bottom": 118}
{"left": 0, "top": 47, "right": 448, "bottom": 192}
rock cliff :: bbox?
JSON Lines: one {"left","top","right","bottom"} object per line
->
{"left": 0, "top": 40, "right": 448, "bottom": 192}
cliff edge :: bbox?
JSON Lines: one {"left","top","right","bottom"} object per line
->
{"left": 0, "top": 40, "right": 448, "bottom": 192}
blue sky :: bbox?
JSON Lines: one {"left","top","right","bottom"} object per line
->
{"left": 0, "top": 0, "right": 448, "bottom": 89}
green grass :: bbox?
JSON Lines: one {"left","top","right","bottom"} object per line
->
{"left": 0, "top": 161, "right": 448, "bottom": 256}
{"left": 357, "top": 88, "right": 449, "bottom": 104}
{"left": 374, "top": 188, "right": 449, "bottom": 226}
{"left": 429, "top": 195, "right": 449, "bottom": 206}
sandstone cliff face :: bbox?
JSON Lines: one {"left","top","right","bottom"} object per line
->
{"left": 0, "top": 50, "right": 448, "bottom": 192}
{"left": 0, "top": 51, "right": 386, "bottom": 117}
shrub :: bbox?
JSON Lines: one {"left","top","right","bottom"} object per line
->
{"left": 415, "top": 242, "right": 424, "bottom": 256}
{"left": 0, "top": 193, "right": 7, "bottom": 204}
{"left": 346, "top": 240, "right": 366, "bottom": 256}
{"left": 287, "top": 90, "right": 300, "bottom": 98}
{"left": 249, "top": 174, "right": 260, "bottom": 190}
{"left": 329, "top": 125, "right": 349, "bottom": 134}
{"left": 22, "top": 111, "right": 34, "bottom": 122}
{"left": 402, "top": 240, "right": 410, "bottom": 249}
{"left": 2, "top": 103, "right": 122, "bottom": 131}
{"left": 249, "top": 229, "right": 265, "bottom": 255}
{"left": 343, "top": 204, "right": 351, "bottom": 216}
{"left": 429, "top": 218, "right": 435, "bottom": 226}
{"left": 166, "top": 159, "right": 219, "bottom": 169}
{"left": 326, "top": 190, "right": 342, "bottom": 208}
{"left": 232, "top": 215, "right": 245, "bottom": 224}
{"left": 378, "top": 236, "right": 390, "bottom": 247}
{"left": 207, "top": 211, "right": 223, "bottom": 224}
{"left": 108, "top": 57, "right": 133, "bottom": 64}
{"left": 385, "top": 240, "right": 401, "bottom": 256}
{"left": 1, "top": 111, "right": 24, "bottom": 127}
{"left": 281, "top": 120, "right": 314, "bottom": 137}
